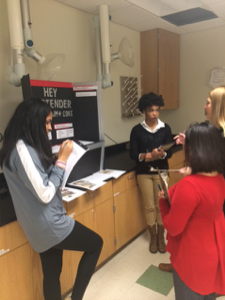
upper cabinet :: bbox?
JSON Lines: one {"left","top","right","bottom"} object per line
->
{"left": 140, "top": 28, "right": 180, "bottom": 109}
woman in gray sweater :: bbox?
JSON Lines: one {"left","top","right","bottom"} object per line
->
{"left": 0, "top": 98, "right": 103, "bottom": 300}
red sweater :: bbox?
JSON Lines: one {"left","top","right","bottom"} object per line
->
{"left": 159, "top": 174, "right": 225, "bottom": 295}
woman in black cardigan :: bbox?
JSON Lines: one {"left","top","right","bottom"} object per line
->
{"left": 130, "top": 92, "right": 173, "bottom": 253}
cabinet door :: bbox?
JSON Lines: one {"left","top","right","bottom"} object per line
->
{"left": 140, "top": 28, "right": 158, "bottom": 95}
{"left": 114, "top": 191, "right": 130, "bottom": 250}
{"left": 94, "top": 181, "right": 113, "bottom": 206}
{"left": 64, "top": 192, "right": 94, "bottom": 219}
{"left": 127, "top": 186, "right": 146, "bottom": 241}
{"left": 0, "top": 243, "right": 34, "bottom": 300}
{"left": 168, "top": 150, "right": 185, "bottom": 188}
{"left": 140, "top": 28, "right": 179, "bottom": 109}
{"left": 158, "top": 28, "right": 180, "bottom": 109}
{"left": 0, "top": 221, "right": 28, "bottom": 252}
{"left": 93, "top": 197, "right": 115, "bottom": 265}
{"left": 31, "top": 249, "right": 44, "bottom": 300}
{"left": 114, "top": 186, "right": 146, "bottom": 251}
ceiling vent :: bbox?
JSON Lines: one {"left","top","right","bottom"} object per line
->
{"left": 161, "top": 7, "right": 218, "bottom": 26}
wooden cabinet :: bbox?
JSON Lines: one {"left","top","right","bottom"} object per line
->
{"left": 0, "top": 222, "right": 35, "bottom": 300}
{"left": 168, "top": 149, "right": 185, "bottom": 188}
{"left": 1, "top": 173, "right": 146, "bottom": 299}
{"left": 112, "top": 171, "right": 146, "bottom": 250}
{"left": 0, "top": 220, "right": 28, "bottom": 252}
{"left": 140, "top": 28, "right": 180, "bottom": 109}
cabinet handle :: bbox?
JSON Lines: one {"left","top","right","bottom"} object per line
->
{"left": 0, "top": 249, "right": 10, "bottom": 256}
{"left": 114, "top": 192, "right": 120, "bottom": 197}
{"left": 127, "top": 175, "right": 134, "bottom": 180}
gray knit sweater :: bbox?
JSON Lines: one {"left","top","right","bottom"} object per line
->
{"left": 3, "top": 140, "right": 74, "bottom": 253}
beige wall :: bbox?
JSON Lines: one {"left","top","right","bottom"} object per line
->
{"left": 160, "top": 25, "right": 225, "bottom": 134}
{"left": 0, "top": 0, "right": 141, "bottom": 147}
{"left": 0, "top": 0, "right": 225, "bottom": 149}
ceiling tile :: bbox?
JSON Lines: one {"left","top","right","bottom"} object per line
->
{"left": 127, "top": 17, "right": 187, "bottom": 33}
{"left": 57, "top": 0, "right": 131, "bottom": 14}
{"left": 110, "top": 6, "right": 155, "bottom": 26}
{"left": 180, "top": 17, "right": 225, "bottom": 32}
{"left": 207, "top": 1, "right": 225, "bottom": 18}
{"left": 55, "top": 0, "right": 225, "bottom": 34}
{"left": 162, "top": 7, "right": 218, "bottom": 26}
{"left": 126, "top": 0, "right": 172, "bottom": 17}
{"left": 201, "top": 0, "right": 225, "bottom": 4}
{"left": 160, "top": 0, "right": 205, "bottom": 14}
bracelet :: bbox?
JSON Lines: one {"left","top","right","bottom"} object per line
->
{"left": 56, "top": 160, "right": 66, "bottom": 165}
{"left": 55, "top": 160, "right": 66, "bottom": 169}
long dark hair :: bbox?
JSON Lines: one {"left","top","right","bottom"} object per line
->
{"left": 0, "top": 98, "right": 54, "bottom": 169}
{"left": 184, "top": 122, "right": 225, "bottom": 174}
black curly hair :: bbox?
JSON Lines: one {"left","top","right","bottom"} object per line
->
{"left": 138, "top": 92, "right": 164, "bottom": 113}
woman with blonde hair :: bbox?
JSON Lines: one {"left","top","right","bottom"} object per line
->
{"left": 205, "top": 86, "right": 225, "bottom": 136}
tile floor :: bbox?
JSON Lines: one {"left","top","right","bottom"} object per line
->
{"left": 64, "top": 230, "right": 175, "bottom": 300}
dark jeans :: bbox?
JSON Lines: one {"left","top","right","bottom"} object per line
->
{"left": 39, "top": 221, "right": 103, "bottom": 300}
{"left": 172, "top": 267, "right": 215, "bottom": 300}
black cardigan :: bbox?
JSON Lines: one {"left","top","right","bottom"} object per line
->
{"left": 130, "top": 123, "right": 173, "bottom": 175}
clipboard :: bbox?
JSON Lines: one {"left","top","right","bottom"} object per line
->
{"left": 159, "top": 142, "right": 175, "bottom": 151}
{"left": 157, "top": 168, "right": 171, "bottom": 208}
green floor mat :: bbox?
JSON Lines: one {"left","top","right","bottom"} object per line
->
{"left": 136, "top": 264, "right": 174, "bottom": 296}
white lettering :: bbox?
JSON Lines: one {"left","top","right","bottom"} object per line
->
{"left": 63, "top": 110, "right": 73, "bottom": 117}
{"left": 53, "top": 88, "right": 57, "bottom": 97}
{"left": 43, "top": 99, "right": 71, "bottom": 109}
{"left": 43, "top": 88, "right": 49, "bottom": 97}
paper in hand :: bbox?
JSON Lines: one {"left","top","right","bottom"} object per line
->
{"left": 159, "top": 142, "right": 175, "bottom": 151}
{"left": 61, "top": 141, "right": 88, "bottom": 189}
{"left": 157, "top": 168, "right": 171, "bottom": 208}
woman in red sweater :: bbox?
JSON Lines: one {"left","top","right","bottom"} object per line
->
{"left": 159, "top": 122, "right": 225, "bottom": 300}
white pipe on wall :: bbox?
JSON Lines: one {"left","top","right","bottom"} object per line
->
{"left": 93, "top": 15, "right": 103, "bottom": 82}
{"left": 7, "top": 0, "right": 24, "bottom": 49}
{"left": 99, "top": 4, "right": 112, "bottom": 88}
{"left": 99, "top": 5, "right": 111, "bottom": 64}
{"left": 20, "top": 0, "right": 45, "bottom": 64}
{"left": 6, "top": 0, "right": 26, "bottom": 86}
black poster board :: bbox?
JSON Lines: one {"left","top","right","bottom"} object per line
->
{"left": 73, "top": 86, "right": 99, "bottom": 141}
{"left": 21, "top": 77, "right": 101, "bottom": 148}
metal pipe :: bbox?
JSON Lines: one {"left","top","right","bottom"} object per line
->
{"left": 20, "top": 0, "right": 45, "bottom": 64}
{"left": 6, "top": 0, "right": 26, "bottom": 86}
{"left": 93, "top": 15, "right": 102, "bottom": 82}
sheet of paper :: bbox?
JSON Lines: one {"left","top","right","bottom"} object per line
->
{"left": 157, "top": 168, "right": 171, "bottom": 208}
{"left": 78, "top": 140, "right": 95, "bottom": 146}
{"left": 159, "top": 142, "right": 175, "bottom": 151}
{"left": 86, "top": 169, "right": 126, "bottom": 181}
{"left": 61, "top": 187, "right": 86, "bottom": 202}
{"left": 100, "top": 169, "right": 126, "bottom": 179}
{"left": 67, "top": 179, "right": 106, "bottom": 191}
{"left": 61, "top": 141, "right": 88, "bottom": 189}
